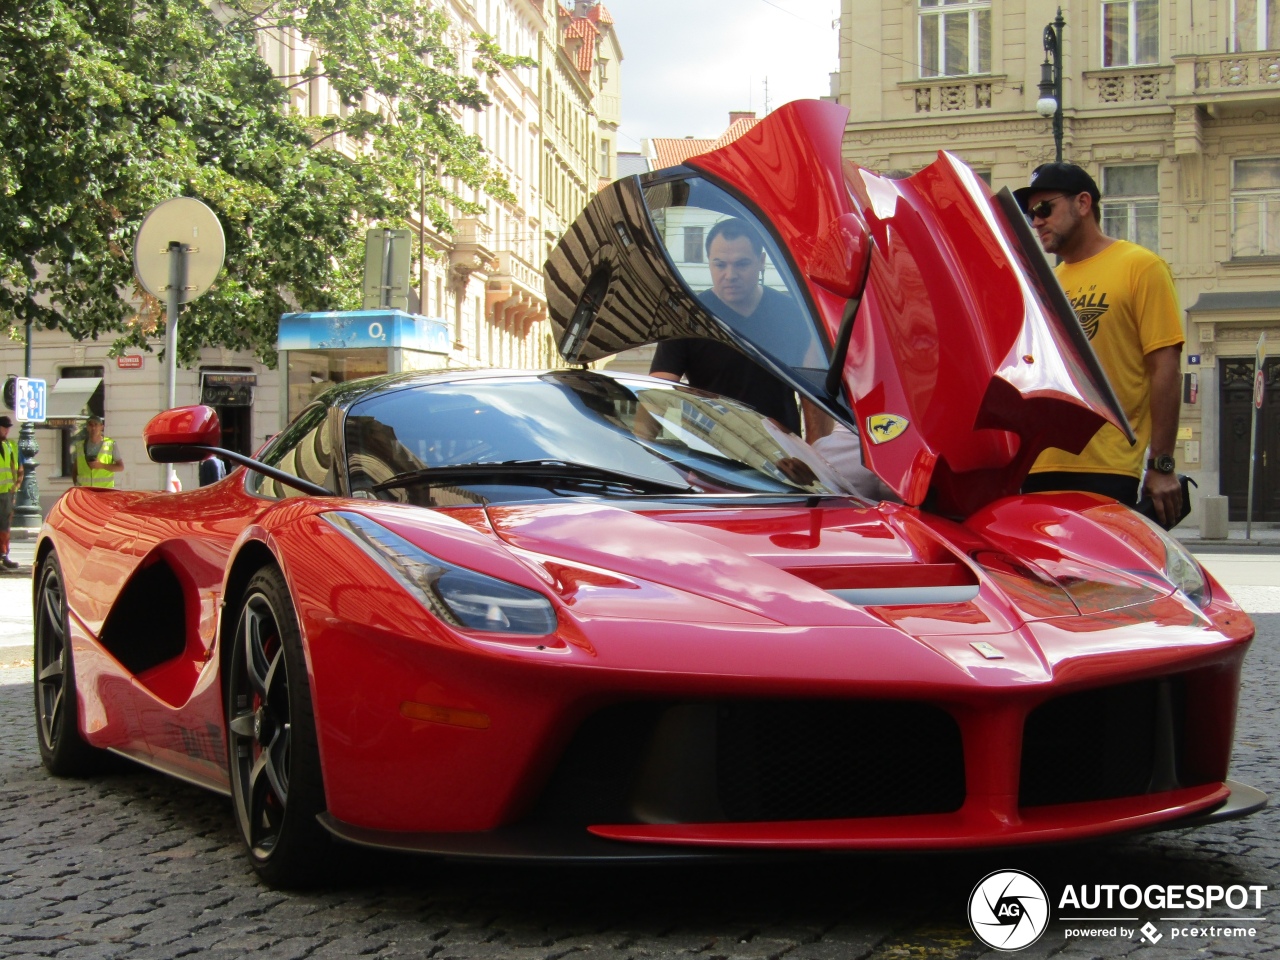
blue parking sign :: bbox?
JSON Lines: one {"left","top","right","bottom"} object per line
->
{"left": 16, "top": 377, "right": 46, "bottom": 423}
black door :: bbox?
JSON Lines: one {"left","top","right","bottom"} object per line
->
{"left": 214, "top": 405, "right": 252, "bottom": 458}
{"left": 1219, "top": 356, "right": 1280, "bottom": 522}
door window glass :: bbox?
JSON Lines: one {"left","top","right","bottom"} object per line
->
{"left": 641, "top": 177, "right": 827, "bottom": 376}
{"left": 246, "top": 402, "right": 335, "bottom": 499}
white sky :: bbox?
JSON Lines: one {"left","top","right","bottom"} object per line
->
{"left": 597, "top": 0, "right": 842, "bottom": 149}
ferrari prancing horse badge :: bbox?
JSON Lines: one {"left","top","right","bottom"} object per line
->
{"left": 866, "top": 414, "right": 909, "bottom": 444}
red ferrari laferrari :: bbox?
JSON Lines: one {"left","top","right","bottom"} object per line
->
{"left": 34, "top": 100, "right": 1263, "bottom": 888}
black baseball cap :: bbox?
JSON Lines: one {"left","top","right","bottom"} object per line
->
{"left": 0, "top": 416, "right": 11, "bottom": 428}
{"left": 1013, "top": 162, "right": 1101, "bottom": 213}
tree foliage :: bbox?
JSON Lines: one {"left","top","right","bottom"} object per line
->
{"left": 0, "top": 0, "right": 532, "bottom": 365}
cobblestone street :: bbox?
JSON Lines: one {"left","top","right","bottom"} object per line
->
{"left": 1, "top": 553, "right": 1277, "bottom": 960}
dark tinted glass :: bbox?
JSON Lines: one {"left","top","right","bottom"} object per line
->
{"left": 246, "top": 402, "right": 335, "bottom": 499}
{"left": 641, "top": 176, "right": 826, "bottom": 375}
{"left": 344, "top": 373, "right": 856, "bottom": 506}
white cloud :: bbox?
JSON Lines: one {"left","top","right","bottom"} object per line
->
{"left": 597, "top": 0, "right": 841, "bottom": 148}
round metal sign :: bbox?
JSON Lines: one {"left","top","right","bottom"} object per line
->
{"left": 134, "top": 198, "right": 225, "bottom": 303}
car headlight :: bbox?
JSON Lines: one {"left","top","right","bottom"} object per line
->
{"left": 1134, "top": 513, "right": 1209, "bottom": 608}
{"left": 323, "top": 511, "right": 557, "bottom": 635}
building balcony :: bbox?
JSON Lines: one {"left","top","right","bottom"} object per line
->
{"left": 897, "top": 75, "right": 1011, "bottom": 114}
{"left": 1167, "top": 51, "right": 1280, "bottom": 153}
{"left": 1081, "top": 65, "right": 1174, "bottom": 106}
{"left": 449, "top": 216, "right": 495, "bottom": 286}
{"left": 1171, "top": 50, "right": 1280, "bottom": 108}
{"left": 486, "top": 251, "right": 547, "bottom": 334}
{"left": 595, "top": 93, "right": 621, "bottom": 124}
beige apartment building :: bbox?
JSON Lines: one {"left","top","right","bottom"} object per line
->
{"left": 2, "top": 0, "right": 622, "bottom": 511}
{"left": 834, "top": 0, "right": 1280, "bottom": 524}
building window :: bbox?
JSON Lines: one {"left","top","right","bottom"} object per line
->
{"left": 1232, "top": 0, "right": 1280, "bottom": 51}
{"left": 919, "top": 0, "right": 991, "bottom": 78}
{"left": 1101, "top": 164, "right": 1159, "bottom": 252}
{"left": 600, "top": 138, "right": 610, "bottom": 179}
{"left": 1102, "top": 0, "right": 1159, "bottom": 67}
{"left": 1231, "top": 157, "right": 1280, "bottom": 258}
{"left": 683, "top": 226, "right": 705, "bottom": 264}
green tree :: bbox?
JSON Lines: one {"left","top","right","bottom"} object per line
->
{"left": 0, "top": 0, "right": 532, "bottom": 365}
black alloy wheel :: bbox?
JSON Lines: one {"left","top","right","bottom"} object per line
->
{"left": 34, "top": 551, "right": 108, "bottom": 775}
{"left": 226, "top": 566, "right": 330, "bottom": 887}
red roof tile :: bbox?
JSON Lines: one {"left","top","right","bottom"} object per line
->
{"left": 648, "top": 138, "right": 716, "bottom": 170}
{"left": 712, "top": 116, "right": 761, "bottom": 150}
{"left": 563, "top": 17, "right": 598, "bottom": 74}
{"left": 648, "top": 113, "right": 760, "bottom": 169}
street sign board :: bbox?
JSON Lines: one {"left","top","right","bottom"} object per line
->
{"left": 15, "top": 377, "right": 46, "bottom": 423}
{"left": 117, "top": 355, "right": 144, "bottom": 369}
{"left": 1256, "top": 369, "right": 1266, "bottom": 410}
{"left": 134, "top": 198, "right": 226, "bottom": 302}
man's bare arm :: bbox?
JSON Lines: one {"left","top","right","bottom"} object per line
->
{"left": 1143, "top": 344, "right": 1183, "bottom": 525}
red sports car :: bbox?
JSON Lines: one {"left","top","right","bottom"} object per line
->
{"left": 34, "top": 100, "right": 1263, "bottom": 888}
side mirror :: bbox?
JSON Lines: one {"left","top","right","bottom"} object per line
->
{"left": 144, "top": 405, "right": 222, "bottom": 462}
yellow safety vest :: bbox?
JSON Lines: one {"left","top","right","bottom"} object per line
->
{"left": 0, "top": 440, "right": 18, "bottom": 494}
{"left": 75, "top": 437, "right": 116, "bottom": 488}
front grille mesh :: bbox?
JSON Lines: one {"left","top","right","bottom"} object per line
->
{"left": 1019, "top": 678, "right": 1186, "bottom": 807}
{"left": 531, "top": 699, "right": 966, "bottom": 825}
{"left": 715, "top": 701, "right": 966, "bottom": 820}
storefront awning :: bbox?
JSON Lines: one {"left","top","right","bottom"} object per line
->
{"left": 277, "top": 309, "right": 450, "bottom": 353}
{"left": 44, "top": 377, "right": 102, "bottom": 426}
{"left": 1186, "top": 290, "right": 1280, "bottom": 313}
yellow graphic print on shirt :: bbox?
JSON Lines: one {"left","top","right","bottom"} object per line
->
{"left": 1030, "top": 240, "right": 1184, "bottom": 480}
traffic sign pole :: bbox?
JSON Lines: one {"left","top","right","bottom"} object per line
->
{"left": 165, "top": 241, "right": 186, "bottom": 492}
{"left": 133, "top": 197, "right": 224, "bottom": 493}
{"left": 13, "top": 320, "right": 41, "bottom": 530}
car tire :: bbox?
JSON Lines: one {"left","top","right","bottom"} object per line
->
{"left": 34, "top": 551, "right": 111, "bottom": 775}
{"left": 226, "top": 566, "right": 331, "bottom": 887}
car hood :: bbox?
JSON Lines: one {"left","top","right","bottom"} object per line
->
{"left": 472, "top": 499, "right": 1180, "bottom": 634}
{"left": 545, "top": 99, "right": 1132, "bottom": 517}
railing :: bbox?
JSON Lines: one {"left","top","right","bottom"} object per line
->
{"left": 898, "top": 75, "right": 1004, "bottom": 114}
{"left": 595, "top": 93, "right": 621, "bottom": 122}
{"left": 1173, "top": 51, "right": 1280, "bottom": 99}
{"left": 494, "top": 250, "right": 545, "bottom": 296}
{"left": 451, "top": 216, "right": 493, "bottom": 244}
{"left": 1083, "top": 66, "right": 1174, "bottom": 104}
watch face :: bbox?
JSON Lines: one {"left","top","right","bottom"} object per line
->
{"left": 1150, "top": 456, "right": 1175, "bottom": 473}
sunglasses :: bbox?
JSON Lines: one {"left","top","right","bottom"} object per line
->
{"left": 1025, "top": 195, "right": 1070, "bottom": 222}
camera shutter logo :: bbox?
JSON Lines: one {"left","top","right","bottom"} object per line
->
{"left": 968, "top": 869, "right": 1050, "bottom": 951}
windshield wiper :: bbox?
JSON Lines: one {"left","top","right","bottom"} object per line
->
{"left": 370, "top": 459, "right": 695, "bottom": 494}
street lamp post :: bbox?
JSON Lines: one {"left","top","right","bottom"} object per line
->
{"left": 13, "top": 314, "right": 41, "bottom": 529}
{"left": 1036, "top": 8, "right": 1066, "bottom": 163}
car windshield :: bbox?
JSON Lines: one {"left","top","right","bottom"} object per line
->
{"left": 343, "top": 372, "right": 858, "bottom": 506}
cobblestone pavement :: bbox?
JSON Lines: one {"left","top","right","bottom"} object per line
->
{"left": 0, "top": 559, "right": 1277, "bottom": 959}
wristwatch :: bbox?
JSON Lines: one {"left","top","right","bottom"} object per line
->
{"left": 1147, "top": 455, "right": 1176, "bottom": 474}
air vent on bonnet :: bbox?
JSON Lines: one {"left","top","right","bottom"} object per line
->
{"left": 791, "top": 561, "right": 980, "bottom": 606}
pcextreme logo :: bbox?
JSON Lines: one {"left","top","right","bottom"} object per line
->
{"left": 968, "top": 870, "right": 1050, "bottom": 951}
{"left": 865, "top": 413, "right": 909, "bottom": 444}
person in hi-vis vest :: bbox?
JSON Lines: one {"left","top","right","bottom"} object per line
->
{"left": 73, "top": 416, "right": 124, "bottom": 488}
{"left": 0, "top": 415, "right": 24, "bottom": 568}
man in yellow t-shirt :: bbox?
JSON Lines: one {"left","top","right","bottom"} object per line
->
{"left": 1013, "top": 163, "right": 1185, "bottom": 526}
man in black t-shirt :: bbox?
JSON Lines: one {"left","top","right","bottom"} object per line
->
{"left": 649, "top": 218, "right": 802, "bottom": 433}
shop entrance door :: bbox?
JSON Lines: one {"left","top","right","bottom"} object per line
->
{"left": 1219, "top": 356, "right": 1280, "bottom": 522}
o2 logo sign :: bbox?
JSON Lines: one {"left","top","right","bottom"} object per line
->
{"left": 968, "top": 869, "right": 1050, "bottom": 951}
